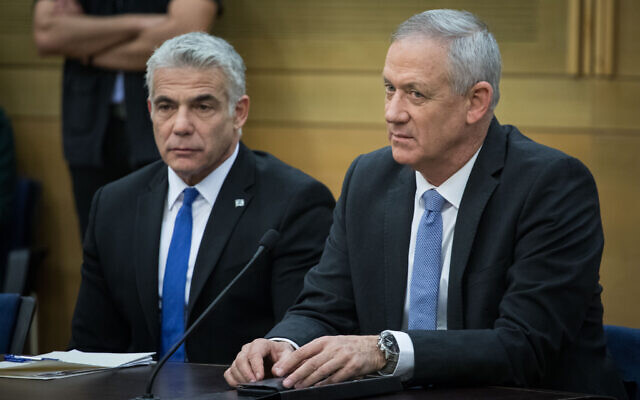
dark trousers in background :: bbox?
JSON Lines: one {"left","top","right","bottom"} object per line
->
{"left": 69, "top": 113, "right": 155, "bottom": 238}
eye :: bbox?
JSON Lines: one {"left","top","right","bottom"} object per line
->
{"left": 384, "top": 84, "right": 396, "bottom": 94}
{"left": 195, "top": 103, "right": 215, "bottom": 113}
{"left": 410, "top": 90, "right": 424, "bottom": 99}
{"left": 156, "top": 103, "right": 173, "bottom": 112}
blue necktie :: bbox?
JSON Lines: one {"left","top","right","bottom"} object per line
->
{"left": 161, "top": 187, "right": 199, "bottom": 361}
{"left": 408, "top": 189, "right": 445, "bottom": 330}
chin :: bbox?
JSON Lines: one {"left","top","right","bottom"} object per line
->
{"left": 390, "top": 146, "right": 417, "bottom": 167}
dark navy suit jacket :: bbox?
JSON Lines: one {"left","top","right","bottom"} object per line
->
{"left": 268, "top": 118, "right": 627, "bottom": 399}
{"left": 71, "top": 142, "right": 335, "bottom": 363}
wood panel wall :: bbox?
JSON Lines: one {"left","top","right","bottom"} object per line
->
{"left": 0, "top": 0, "right": 637, "bottom": 353}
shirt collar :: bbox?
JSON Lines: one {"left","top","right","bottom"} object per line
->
{"left": 415, "top": 146, "right": 482, "bottom": 210}
{"left": 166, "top": 142, "right": 240, "bottom": 210}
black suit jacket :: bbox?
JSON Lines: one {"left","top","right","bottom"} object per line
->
{"left": 268, "top": 119, "right": 627, "bottom": 398}
{"left": 70, "top": 143, "right": 335, "bottom": 363}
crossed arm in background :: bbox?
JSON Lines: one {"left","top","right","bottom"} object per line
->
{"left": 33, "top": 0, "right": 218, "bottom": 71}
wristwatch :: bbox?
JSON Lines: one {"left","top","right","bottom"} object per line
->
{"left": 377, "top": 330, "right": 399, "bottom": 375}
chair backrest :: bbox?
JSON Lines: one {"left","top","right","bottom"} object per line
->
{"left": 0, "top": 294, "right": 36, "bottom": 354}
{"left": 10, "top": 296, "right": 36, "bottom": 354}
{"left": 605, "top": 324, "right": 640, "bottom": 400}
{"left": 0, "top": 293, "right": 20, "bottom": 352}
{"left": 3, "top": 249, "right": 30, "bottom": 294}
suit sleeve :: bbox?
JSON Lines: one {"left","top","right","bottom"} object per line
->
{"left": 69, "top": 186, "right": 130, "bottom": 352}
{"left": 268, "top": 176, "right": 336, "bottom": 321}
{"left": 408, "top": 156, "right": 605, "bottom": 386}
{"left": 267, "top": 157, "right": 363, "bottom": 344}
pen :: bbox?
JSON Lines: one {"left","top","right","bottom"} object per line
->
{"left": 3, "top": 354, "right": 60, "bottom": 363}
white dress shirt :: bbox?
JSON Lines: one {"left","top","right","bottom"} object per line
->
{"left": 158, "top": 143, "right": 239, "bottom": 306}
{"left": 387, "top": 148, "right": 481, "bottom": 380}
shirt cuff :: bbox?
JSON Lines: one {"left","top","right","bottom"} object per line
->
{"left": 269, "top": 337, "right": 299, "bottom": 350}
{"left": 382, "top": 330, "right": 414, "bottom": 381}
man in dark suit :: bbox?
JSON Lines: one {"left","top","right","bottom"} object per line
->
{"left": 224, "top": 9, "right": 627, "bottom": 398}
{"left": 69, "top": 32, "right": 335, "bottom": 364}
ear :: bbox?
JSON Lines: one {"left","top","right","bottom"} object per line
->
{"left": 466, "top": 81, "right": 492, "bottom": 124}
{"left": 147, "top": 99, "right": 152, "bottom": 115}
{"left": 233, "top": 95, "right": 250, "bottom": 130}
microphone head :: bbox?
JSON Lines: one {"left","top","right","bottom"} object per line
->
{"left": 259, "top": 229, "right": 280, "bottom": 250}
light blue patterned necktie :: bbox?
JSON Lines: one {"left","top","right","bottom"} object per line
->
{"left": 408, "top": 189, "right": 445, "bottom": 330}
{"left": 161, "top": 187, "right": 199, "bottom": 361}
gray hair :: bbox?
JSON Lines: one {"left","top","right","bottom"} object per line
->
{"left": 146, "top": 32, "right": 246, "bottom": 114}
{"left": 392, "top": 9, "right": 501, "bottom": 109}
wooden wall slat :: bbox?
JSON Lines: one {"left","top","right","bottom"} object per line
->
{"left": 616, "top": 0, "right": 640, "bottom": 76}
{"left": 0, "top": 69, "right": 61, "bottom": 117}
{"left": 0, "top": 33, "right": 62, "bottom": 66}
{"left": 216, "top": 0, "right": 572, "bottom": 75}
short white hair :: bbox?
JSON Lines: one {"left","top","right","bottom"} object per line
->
{"left": 393, "top": 9, "right": 502, "bottom": 109}
{"left": 146, "top": 32, "right": 246, "bottom": 114}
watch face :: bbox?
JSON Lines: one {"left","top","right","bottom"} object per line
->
{"left": 382, "top": 334, "right": 399, "bottom": 353}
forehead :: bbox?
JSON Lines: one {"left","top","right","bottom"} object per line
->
{"left": 151, "top": 66, "right": 228, "bottom": 99}
{"left": 383, "top": 37, "right": 450, "bottom": 84}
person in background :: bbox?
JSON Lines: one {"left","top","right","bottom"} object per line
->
{"left": 69, "top": 32, "right": 335, "bottom": 364}
{"left": 32, "top": 0, "right": 221, "bottom": 237}
{"left": 224, "top": 9, "right": 627, "bottom": 399}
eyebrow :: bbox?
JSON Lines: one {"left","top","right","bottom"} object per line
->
{"left": 383, "top": 77, "right": 428, "bottom": 92}
{"left": 152, "top": 93, "right": 222, "bottom": 106}
{"left": 152, "top": 95, "right": 175, "bottom": 105}
{"left": 192, "top": 94, "right": 218, "bottom": 104}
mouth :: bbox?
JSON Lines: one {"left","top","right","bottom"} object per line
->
{"left": 169, "top": 148, "right": 200, "bottom": 155}
{"left": 389, "top": 131, "right": 414, "bottom": 141}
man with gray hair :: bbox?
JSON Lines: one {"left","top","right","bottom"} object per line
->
{"left": 225, "top": 9, "right": 626, "bottom": 398}
{"left": 69, "top": 32, "right": 335, "bottom": 364}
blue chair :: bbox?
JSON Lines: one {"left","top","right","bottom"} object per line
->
{"left": 605, "top": 325, "right": 640, "bottom": 400}
{"left": 0, "top": 294, "right": 36, "bottom": 354}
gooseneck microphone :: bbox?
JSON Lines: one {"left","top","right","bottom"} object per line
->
{"left": 132, "top": 229, "right": 281, "bottom": 400}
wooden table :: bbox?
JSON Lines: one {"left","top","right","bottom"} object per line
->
{"left": 0, "top": 363, "right": 614, "bottom": 400}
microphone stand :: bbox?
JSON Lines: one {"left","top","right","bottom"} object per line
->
{"left": 132, "top": 229, "right": 280, "bottom": 400}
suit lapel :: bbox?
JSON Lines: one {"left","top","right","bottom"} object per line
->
{"left": 134, "top": 164, "right": 168, "bottom": 347}
{"left": 447, "top": 118, "right": 505, "bottom": 329}
{"left": 187, "top": 143, "right": 254, "bottom": 316}
{"left": 383, "top": 163, "right": 416, "bottom": 330}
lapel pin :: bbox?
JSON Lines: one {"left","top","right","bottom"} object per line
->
{"left": 235, "top": 199, "right": 245, "bottom": 208}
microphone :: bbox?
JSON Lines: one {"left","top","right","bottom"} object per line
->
{"left": 132, "top": 229, "right": 281, "bottom": 400}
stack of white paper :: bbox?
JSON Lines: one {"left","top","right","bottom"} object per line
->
{"left": 0, "top": 350, "right": 155, "bottom": 380}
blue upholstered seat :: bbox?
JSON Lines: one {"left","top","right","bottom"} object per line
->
{"left": 0, "top": 293, "right": 21, "bottom": 353}
{"left": 605, "top": 324, "right": 640, "bottom": 400}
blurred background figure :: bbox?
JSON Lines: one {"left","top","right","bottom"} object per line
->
{"left": 32, "top": 0, "right": 221, "bottom": 237}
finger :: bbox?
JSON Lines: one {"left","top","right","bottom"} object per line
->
{"left": 282, "top": 350, "right": 334, "bottom": 389}
{"left": 320, "top": 358, "right": 371, "bottom": 386}
{"left": 247, "top": 349, "right": 265, "bottom": 381}
{"left": 225, "top": 360, "right": 247, "bottom": 387}
{"left": 296, "top": 356, "right": 344, "bottom": 388}
{"left": 223, "top": 367, "right": 239, "bottom": 387}
{"left": 273, "top": 339, "right": 322, "bottom": 377}
{"left": 233, "top": 350, "right": 257, "bottom": 383}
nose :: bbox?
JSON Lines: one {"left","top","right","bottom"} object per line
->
{"left": 172, "top": 106, "right": 194, "bottom": 136}
{"left": 385, "top": 92, "right": 410, "bottom": 125}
